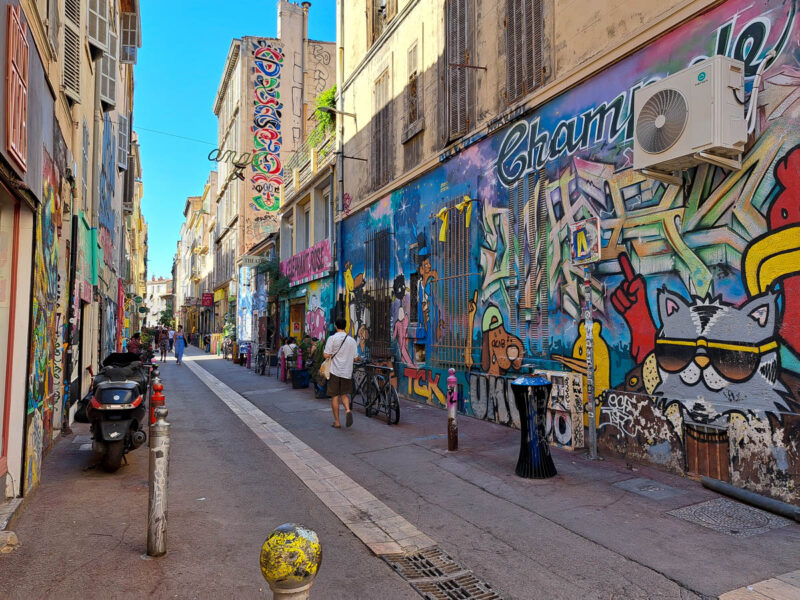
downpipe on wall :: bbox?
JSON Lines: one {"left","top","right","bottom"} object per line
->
{"left": 701, "top": 476, "right": 800, "bottom": 523}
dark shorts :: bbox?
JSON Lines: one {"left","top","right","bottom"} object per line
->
{"left": 328, "top": 374, "right": 352, "bottom": 396}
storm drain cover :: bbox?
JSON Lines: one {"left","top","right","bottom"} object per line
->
{"left": 668, "top": 498, "right": 793, "bottom": 537}
{"left": 383, "top": 547, "right": 504, "bottom": 599}
{"left": 613, "top": 477, "right": 686, "bottom": 500}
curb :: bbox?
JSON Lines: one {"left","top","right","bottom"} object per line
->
{"left": 0, "top": 497, "right": 22, "bottom": 531}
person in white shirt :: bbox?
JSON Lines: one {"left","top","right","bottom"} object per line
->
{"left": 324, "top": 317, "right": 358, "bottom": 428}
{"left": 168, "top": 328, "right": 175, "bottom": 352}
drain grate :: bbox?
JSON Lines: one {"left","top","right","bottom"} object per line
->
{"left": 668, "top": 497, "right": 793, "bottom": 537}
{"left": 613, "top": 477, "right": 686, "bottom": 500}
{"left": 383, "top": 547, "right": 504, "bottom": 600}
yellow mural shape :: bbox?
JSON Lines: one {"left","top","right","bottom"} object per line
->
{"left": 743, "top": 225, "right": 800, "bottom": 295}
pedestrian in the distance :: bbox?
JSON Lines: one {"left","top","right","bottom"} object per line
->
{"left": 128, "top": 332, "right": 142, "bottom": 356}
{"left": 158, "top": 328, "right": 169, "bottom": 362}
{"left": 174, "top": 325, "right": 186, "bottom": 365}
{"left": 324, "top": 317, "right": 358, "bottom": 428}
{"left": 168, "top": 327, "right": 175, "bottom": 352}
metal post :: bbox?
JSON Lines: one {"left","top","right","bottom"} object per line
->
{"left": 147, "top": 406, "right": 170, "bottom": 557}
{"left": 260, "top": 523, "right": 321, "bottom": 599}
{"left": 446, "top": 368, "right": 458, "bottom": 451}
{"left": 584, "top": 266, "right": 598, "bottom": 460}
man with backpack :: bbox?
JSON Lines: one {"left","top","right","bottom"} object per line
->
{"left": 324, "top": 317, "right": 358, "bottom": 428}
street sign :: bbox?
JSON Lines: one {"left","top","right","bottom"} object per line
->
{"left": 240, "top": 256, "right": 265, "bottom": 267}
{"left": 569, "top": 217, "right": 601, "bottom": 264}
{"left": 134, "top": 295, "right": 143, "bottom": 304}
{"left": 202, "top": 293, "right": 213, "bottom": 307}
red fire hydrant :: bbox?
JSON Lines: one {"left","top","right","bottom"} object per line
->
{"left": 151, "top": 380, "right": 165, "bottom": 425}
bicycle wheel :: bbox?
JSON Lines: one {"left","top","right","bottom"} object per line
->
{"left": 385, "top": 385, "right": 400, "bottom": 425}
{"left": 364, "top": 381, "right": 380, "bottom": 417}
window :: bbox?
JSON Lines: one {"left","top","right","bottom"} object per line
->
{"left": 120, "top": 10, "right": 138, "bottom": 63}
{"left": 370, "top": 0, "right": 397, "bottom": 44}
{"left": 372, "top": 70, "right": 393, "bottom": 189}
{"left": 365, "top": 229, "right": 392, "bottom": 359}
{"left": 6, "top": 5, "right": 29, "bottom": 171}
{"left": 87, "top": 0, "right": 108, "bottom": 54}
{"left": 445, "top": 0, "right": 470, "bottom": 140}
{"left": 506, "top": 0, "right": 545, "bottom": 103}
{"left": 303, "top": 206, "right": 310, "bottom": 250}
{"left": 430, "top": 195, "right": 476, "bottom": 368}
{"left": 99, "top": 28, "right": 117, "bottom": 109}
{"left": 62, "top": 0, "right": 81, "bottom": 102}
{"left": 407, "top": 43, "right": 420, "bottom": 125}
{"left": 117, "top": 113, "right": 129, "bottom": 170}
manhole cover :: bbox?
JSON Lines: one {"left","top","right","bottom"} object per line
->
{"left": 613, "top": 477, "right": 687, "bottom": 500}
{"left": 384, "top": 547, "right": 504, "bottom": 599}
{"left": 668, "top": 498, "right": 793, "bottom": 537}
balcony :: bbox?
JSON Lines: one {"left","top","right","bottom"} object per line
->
{"left": 284, "top": 133, "right": 335, "bottom": 204}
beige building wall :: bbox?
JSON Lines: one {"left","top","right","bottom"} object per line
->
{"left": 338, "top": 0, "right": 718, "bottom": 214}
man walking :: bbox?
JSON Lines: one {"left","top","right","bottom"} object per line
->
{"left": 324, "top": 317, "right": 358, "bottom": 428}
{"left": 168, "top": 327, "right": 175, "bottom": 352}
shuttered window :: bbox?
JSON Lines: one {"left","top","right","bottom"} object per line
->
{"left": 506, "top": 0, "right": 545, "bottom": 103}
{"left": 87, "top": 0, "right": 108, "bottom": 54}
{"left": 120, "top": 11, "right": 139, "bottom": 64}
{"left": 445, "top": 0, "right": 469, "bottom": 140}
{"left": 63, "top": 0, "right": 82, "bottom": 103}
{"left": 82, "top": 120, "right": 89, "bottom": 208}
{"left": 117, "top": 113, "right": 129, "bottom": 170}
{"left": 370, "top": 0, "right": 397, "bottom": 45}
{"left": 407, "top": 42, "right": 420, "bottom": 125}
{"left": 99, "top": 29, "right": 117, "bottom": 109}
{"left": 372, "top": 70, "right": 393, "bottom": 189}
{"left": 6, "top": 5, "right": 29, "bottom": 171}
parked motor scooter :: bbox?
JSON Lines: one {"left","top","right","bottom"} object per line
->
{"left": 86, "top": 351, "right": 154, "bottom": 472}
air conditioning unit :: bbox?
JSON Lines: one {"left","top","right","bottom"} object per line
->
{"left": 633, "top": 55, "right": 746, "bottom": 184}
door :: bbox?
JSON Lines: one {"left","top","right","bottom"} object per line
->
{"left": 0, "top": 196, "right": 20, "bottom": 475}
{"left": 290, "top": 302, "right": 305, "bottom": 339}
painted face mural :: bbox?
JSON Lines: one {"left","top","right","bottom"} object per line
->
{"left": 480, "top": 305, "right": 523, "bottom": 376}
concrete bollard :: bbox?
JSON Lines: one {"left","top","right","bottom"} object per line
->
{"left": 260, "top": 523, "right": 322, "bottom": 599}
{"left": 147, "top": 406, "right": 170, "bottom": 557}
{"left": 447, "top": 368, "right": 458, "bottom": 451}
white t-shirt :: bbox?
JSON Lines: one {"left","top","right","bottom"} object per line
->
{"left": 324, "top": 332, "right": 358, "bottom": 379}
{"left": 168, "top": 329, "right": 175, "bottom": 340}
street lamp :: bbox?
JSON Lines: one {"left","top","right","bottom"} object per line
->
{"left": 316, "top": 106, "right": 356, "bottom": 120}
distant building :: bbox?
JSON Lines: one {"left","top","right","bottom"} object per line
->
{"left": 145, "top": 277, "right": 173, "bottom": 327}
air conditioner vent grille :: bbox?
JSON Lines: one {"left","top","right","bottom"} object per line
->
{"left": 636, "top": 89, "right": 688, "bottom": 154}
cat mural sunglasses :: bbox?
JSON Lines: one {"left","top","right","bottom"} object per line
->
{"left": 654, "top": 337, "right": 779, "bottom": 382}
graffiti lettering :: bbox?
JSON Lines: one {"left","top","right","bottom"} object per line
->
{"left": 281, "top": 239, "right": 332, "bottom": 285}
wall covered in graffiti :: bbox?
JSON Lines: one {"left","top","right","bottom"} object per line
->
{"left": 24, "top": 150, "right": 61, "bottom": 493}
{"left": 238, "top": 265, "right": 255, "bottom": 342}
{"left": 246, "top": 39, "right": 284, "bottom": 250}
{"left": 339, "top": 0, "right": 800, "bottom": 501}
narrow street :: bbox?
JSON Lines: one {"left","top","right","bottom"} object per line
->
{"left": 2, "top": 346, "right": 798, "bottom": 599}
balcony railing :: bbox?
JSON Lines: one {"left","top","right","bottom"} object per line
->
{"left": 285, "top": 133, "right": 335, "bottom": 201}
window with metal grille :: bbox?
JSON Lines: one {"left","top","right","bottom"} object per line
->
{"left": 6, "top": 5, "right": 29, "bottom": 171}
{"left": 430, "top": 197, "right": 476, "bottom": 368}
{"left": 63, "top": 0, "right": 82, "bottom": 102}
{"left": 445, "top": 0, "right": 470, "bottom": 140}
{"left": 505, "top": 0, "right": 545, "bottom": 103}
{"left": 100, "top": 28, "right": 117, "bottom": 109}
{"left": 365, "top": 229, "right": 392, "bottom": 360}
{"left": 370, "top": 0, "right": 397, "bottom": 45}
{"left": 372, "top": 70, "right": 393, "bottom": 189}
{"left": 507, "top": 169, "right": 549, "bottom": 355}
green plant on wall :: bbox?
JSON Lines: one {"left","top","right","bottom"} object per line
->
{"left": 260, "top": 258, "right": 290, "bottom": 300}
{"left": 307, "top": 85, "right": 337, "bottom": 151}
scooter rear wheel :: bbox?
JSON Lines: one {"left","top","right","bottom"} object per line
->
{"left": 102, "top": 440, "right": 125, "bottom": 472}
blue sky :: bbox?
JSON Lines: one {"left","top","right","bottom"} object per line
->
{"left": 136, "top": 0, "right": 336, "bottom": 279}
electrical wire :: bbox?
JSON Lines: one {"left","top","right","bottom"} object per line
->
{"left": 130, "top": 125, "right": 217, "bottom": 147}
{"left": 746, "top": 49, "right": 777, "bottom": 135}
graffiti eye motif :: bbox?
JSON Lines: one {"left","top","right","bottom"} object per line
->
{"left": 629, "top": 376, "right": 639, "bottom": 386}
{"left": 781, "top": 208, "right": 789, "bottom": 220}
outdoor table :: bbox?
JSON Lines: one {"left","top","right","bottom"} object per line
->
{"left": 510, "top": 374, "right": 557, "bottom": 479}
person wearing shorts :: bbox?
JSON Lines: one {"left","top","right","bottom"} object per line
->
{"left": 324, "top": 317, "right": 358, "bottom": 428}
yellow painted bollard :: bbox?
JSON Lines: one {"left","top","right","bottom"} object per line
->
{"left": 260, "top": 523, "right": 322, "bottom": 599}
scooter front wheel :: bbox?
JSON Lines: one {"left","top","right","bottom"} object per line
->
{"left": 102, "top": 441, "right": 124, "bottom": 472}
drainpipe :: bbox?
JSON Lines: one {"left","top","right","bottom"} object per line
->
{"left": 701, "top": 477, "right": 800, "bottom": 523}
{"left": 90, "top": 60, "right": 103, "bottom": 374}
{"left": 335, "top": 0, "right": 344, "bottom": 319}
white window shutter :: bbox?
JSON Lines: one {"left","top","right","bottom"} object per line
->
{"left": 117, "top": 113, "right": 128, "bottom": 169}
{"left": 120, "top": 11, "right": 138, "bottom": 64}
{"left": 100, "top": 29, "right": 117, "bottom": 109}
{"left": 62, "top": 0, "right": 82, "bottom": 102}
{"left": 87, "top": 0, "right": 108, "bottom": 54}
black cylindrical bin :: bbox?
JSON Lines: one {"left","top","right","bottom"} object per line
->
{"left": 511, "top": 374, "right": 557, "bottom": 479}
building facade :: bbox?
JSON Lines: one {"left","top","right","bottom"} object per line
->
{"left": 337, "top": 0, "right": 800, "bottom": 503}
{"left": 145, "top": 276, "right": 172, "bottom": 327}
{"left": 0, "top": 0, "right": 144, "bottom": 499}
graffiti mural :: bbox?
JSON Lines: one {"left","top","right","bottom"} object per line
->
{"left": 25, "top": 150, "right": 61, "bottom": 493}
{"left": 337, "top": 0, "right": 800, "bottom": 501}
{"left": 238, "top": 265, "right": 254, "bottom": 342}
{"left": 247, "top": 39, "right": 284, "bottom": 249}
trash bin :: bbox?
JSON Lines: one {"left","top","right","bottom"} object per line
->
{"left": 510, "top": 374, "right": 557, "bottom": 479}
{"left": 290, "top": 368, "right": 310, "bottom": 389}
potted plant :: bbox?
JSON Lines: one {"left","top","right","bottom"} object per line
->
{"left": 289, "top": 336, "right": 313, "bottom": 389}
{"left": 308, "top": 337, "right": 329, "bottom": 398}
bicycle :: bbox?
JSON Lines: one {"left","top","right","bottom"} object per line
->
{"left": 358, "top": 363, "right": 400, "bottom": 425}
{"left": 255, "top": 349, "right": 267, "bottom": 375}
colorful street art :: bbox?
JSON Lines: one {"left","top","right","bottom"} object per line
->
{"left": 24, "top": 150, "right": 61, "bottom": 493}
{"left": 339, "top": 0, "right": 800, "bottom": 501}
{"left": 238, "top": 265, "right": 254, "bottom": 342}
{"left": 247, "top": 39, "right": 284, "bottom": 249}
